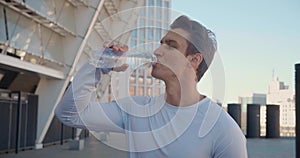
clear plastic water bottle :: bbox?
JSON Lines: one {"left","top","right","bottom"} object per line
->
{"left": 89, "top": 48, "right": 157, "bottom": 70}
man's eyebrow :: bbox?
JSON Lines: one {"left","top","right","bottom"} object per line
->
{"left": 166, "top": 39, "right": 178, "bottom": 45}
{"left": 160, "top": 38, "right": 178, "bottom": 45}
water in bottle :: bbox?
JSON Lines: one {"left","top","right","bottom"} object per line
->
{"left": 89, "top": 48, "right": 157, "bottom": 70}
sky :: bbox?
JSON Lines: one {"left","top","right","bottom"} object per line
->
{"left": 172, "top": 0, "right": 300, "bottom": 103}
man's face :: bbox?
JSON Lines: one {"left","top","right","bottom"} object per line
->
{"left": 151, "top": 28, "right": 191, "bottom": 81}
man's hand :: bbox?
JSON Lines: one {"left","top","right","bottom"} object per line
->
{"left": 112, "top": 64, "right": 129, "bottom": 72}
{"left": 103, "top": 41, "right": 129, "bottom": 53}
{"left": 103, "top": 41, "right": 129, "bottom": 72}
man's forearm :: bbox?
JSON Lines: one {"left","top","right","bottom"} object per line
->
{"left": 55, "top": 62, "right": 101, "bottom": 127}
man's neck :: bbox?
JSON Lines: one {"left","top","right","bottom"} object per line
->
{"left": 165, "top": 77, "right": 203, "bottom": 107}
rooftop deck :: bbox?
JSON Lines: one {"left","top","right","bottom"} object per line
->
{"left": 0, "top": 136, "right": 295, "bottom": 158}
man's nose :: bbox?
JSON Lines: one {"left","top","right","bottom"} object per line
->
{"left": 153, "top": 45, "right": 164, "bottom": 57}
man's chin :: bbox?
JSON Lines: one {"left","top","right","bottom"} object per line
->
{"left": 151, "top": 71, "right": 161, "bottom": 80}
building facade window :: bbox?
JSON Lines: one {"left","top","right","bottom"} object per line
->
{"left": 164, "top": 9, "right": 169, "bottom": 21}
{"left": 156, "top": 29, "right": 161, "bottom": 40}
{"left": 148, "top": 0, "right": 154, "bottom": 6}
{"left": 156, "top": 10, "right": 161, "bottom": 19}
{"left": 131, "top": 29, "right": 137, "bottom": 37}
{"left": 157, "top": 0, "right": 162, "bottom": 7}
{"left": 138, "top": 87, "right": 144, "bottom": 95}
{"left": 148, "top": 29, "right": 153, "bottom": 40}
{"left": 164, "top": 1, "right": 169, "bottom": 8}
{"left": 139, "top": 18, "right": 145, "bottom": 27}
{"left": 140, "top": 8, "right": 145, "bottom": 16}
{"left": 130, "top": 39, "right": 137, "bottom": 48}
{"left": 140, "top": 29, "right": 145, "bottom": 38}
{"left": 149, "top": 8, "right": 154, "bottom": 17}
{"left": 148, "top": 20, "right": 153, "bottom": 27}
{"left": 130, "top": 86, "right": 136, "bottom": 95}
{"left": 147, "top": 87, "right": 152, "bottom": 96}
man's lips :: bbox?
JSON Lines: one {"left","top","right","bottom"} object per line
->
{"left": 152, "top": 60, "right": 160, "bottom": 66}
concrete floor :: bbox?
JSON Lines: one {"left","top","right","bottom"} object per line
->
{"left": 0, "top": 136, "right": 295, "bottom": 158}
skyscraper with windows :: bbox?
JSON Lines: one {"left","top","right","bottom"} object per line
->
{"left": 267, "top": 76, "right": 295, "bottom": 136}
{"left": 96, "top": 0, "right": 172, "bottom": 144}
{"left": 127, "top": 0, "right": 171, "bottom": 97}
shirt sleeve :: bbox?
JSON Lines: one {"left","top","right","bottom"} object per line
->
{"left": 55, "top": 62, "right": 126, "bottom": 133}
{"left": 213, "top": 111, "right": 248, "bottom": 158}
{"left": 213, "top": 135, "right": 247, "bottom": 158}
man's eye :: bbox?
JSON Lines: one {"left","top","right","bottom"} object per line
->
{"left": 166, "top": 45, "right": 175, "bottom": 49}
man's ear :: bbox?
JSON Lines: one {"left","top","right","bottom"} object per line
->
{"left": 187, "top": 53, "right": 203, "bottom": 70}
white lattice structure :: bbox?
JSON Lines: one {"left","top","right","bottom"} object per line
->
{"left": 0, "top": 0, "right": 143, "bottom": 148}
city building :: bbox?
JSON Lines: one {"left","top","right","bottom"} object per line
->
{"left": 238, "top": 93, "right": 267, "bottom": 136}
{"left": 267, "top": 76, "right": 295, "bottom": 136}
{"left": 100, "top": 0, "right": 171, "bottom": 102}
{"left": 95, "top": 0, "right": 171, "bottom": 144}
{"left": 127, "top": 0, "right": 171, "bottom": 97}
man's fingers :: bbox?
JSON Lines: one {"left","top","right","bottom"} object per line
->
{"left": 119, "top": 45, "right": 129, "bottom": 53}
{"left": 103, "top": 41, "right": 128, "bottom": 53}
{"left": 112, "top": 44, "right": 120, "bottom": 52}
{"left": 103, "top": 41, "right": 114, "bottom": 48}
{"left": 112, "top": 64, "right": 129, "bottom": 72}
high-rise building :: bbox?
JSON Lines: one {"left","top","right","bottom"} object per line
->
{"left": 267, "top": 76, "right": 295, "bottom": 136}
{"left": 128, "top": 0, "right": 171, "bottom": 97}
{"left": 102, "top": 0, "right": 171, "bottom": 101}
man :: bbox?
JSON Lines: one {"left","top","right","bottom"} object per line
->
{"left": 56, "top": 15, "right": 247, "bottom": 157}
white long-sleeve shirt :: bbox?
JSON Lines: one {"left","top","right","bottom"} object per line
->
{"left": 55, "top": 62, "right": 248, "bottom": 158}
